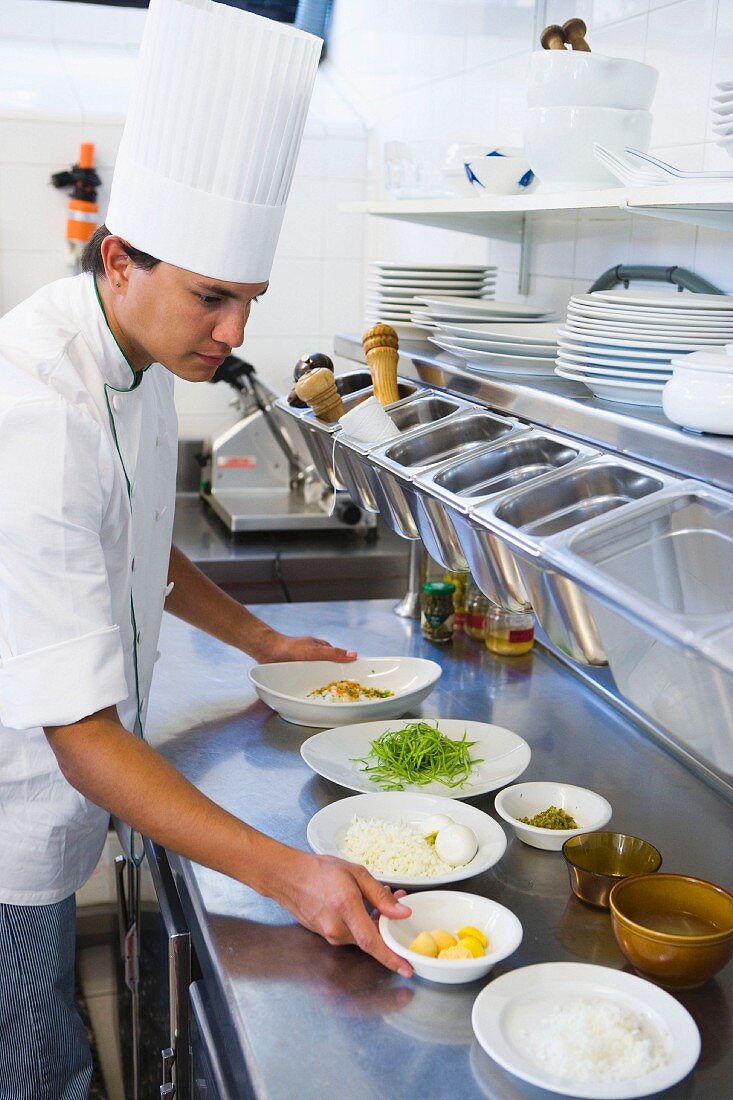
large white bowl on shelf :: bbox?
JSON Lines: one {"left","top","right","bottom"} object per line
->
{"left": 249, "top": 656, "right": 441, "bottom": 727}
{"left": 495, "top": 781, "right": 612, "bottom": 851}
{"left": 528, "top": 50, "right": 659, "bottom": 110}
{"left": 524, "top": 106, "right": 652, "bottom": 191}
{"left": 380, "top": 890, "right": 523, "bottom": 984}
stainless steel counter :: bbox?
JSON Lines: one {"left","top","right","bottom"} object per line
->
{"left": 173, "top": 493, "right": 410, "bottom": 602}
{"left": 146, "top": 601, "right": 733, "bottom": 1100}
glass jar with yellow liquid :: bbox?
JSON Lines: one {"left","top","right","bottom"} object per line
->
{"left": 485, "top": 605, "right": 535, "bottom": 656}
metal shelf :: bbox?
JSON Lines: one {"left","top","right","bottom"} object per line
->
{"left": 334, "top": 333, "right": 733, "bottom": 491}
{"left": 343, "top": 182, "right": 733, "bottom": 238}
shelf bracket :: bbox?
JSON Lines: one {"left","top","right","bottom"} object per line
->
{"left": 518, "top": 213, "right": 532, "bottom": 296}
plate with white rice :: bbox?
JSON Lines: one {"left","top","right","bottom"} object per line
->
{"left": 306, "top": 791, "right": 507, "bottom": 887}
{"left": 471, "top": 962, "right": 700, "bottom": 1098}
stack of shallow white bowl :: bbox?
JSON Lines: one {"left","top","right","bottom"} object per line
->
{"left": 367, "top": 262, "right": 496, "bottom": 341}
{"left": 712, "top": 81, "right": 733, "bottom": 159}
{"left": 525, "top": 51, "right": 658, "bottom": 191}
{"left": 555, "top": 289, "right": 733, "bottom": 407}
{"left": 418, "top": 297, "right": 558, "bottom": 376}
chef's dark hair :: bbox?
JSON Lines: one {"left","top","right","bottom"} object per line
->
{"left": 81, "top": 225, "right": 161, "bottom": 278}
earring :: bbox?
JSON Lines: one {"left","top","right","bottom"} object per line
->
{"left": 116, "top": 282, "right": 121, "bottom": 288}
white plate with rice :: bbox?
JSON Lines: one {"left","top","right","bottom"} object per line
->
{"left": 471, "top": 962, "right": 700, "bottom": 1099}
{"left": 307, "top": 791, "right": 507, "bottom": 887}
{"left": 300, "top": 718, "right": 530, "bottom": 797}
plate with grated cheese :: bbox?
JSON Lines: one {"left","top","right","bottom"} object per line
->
{"left": 307, "top": 791, "right": 507, "bottom": 887}
{"left": 471, "top": 962, "right": 700, "bottom": 1098}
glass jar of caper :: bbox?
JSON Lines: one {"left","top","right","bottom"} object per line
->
{"left": 420, "top": 581, "right": 455, "bottom": 643}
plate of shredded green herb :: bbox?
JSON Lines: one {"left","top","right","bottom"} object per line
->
{"left": 300, "top": 718, "right": 531, "bottom": 798}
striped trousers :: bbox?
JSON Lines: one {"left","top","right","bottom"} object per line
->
{"left": 0, "top": 895, "right": 92, "bottom": 1099}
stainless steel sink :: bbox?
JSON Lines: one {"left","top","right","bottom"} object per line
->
{"left": 472, "top": 455, "right": 673, "bottom": 663}
{"left": 368, "top": 409, "right": 521, "bottom": 539}
{"left": 413, "top": 432, "right": 593, "bottom": 586}
{"left": 335, "top": 392, "right": 469, "bottom": 512}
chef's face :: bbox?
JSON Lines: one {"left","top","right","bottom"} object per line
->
{"left": 101, "top": 237, "right": 268, "bottom": 380}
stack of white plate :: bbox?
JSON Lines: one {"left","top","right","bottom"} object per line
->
{"left": 417, "top": 298, "right": 558, "bottom": 376}
{"left": 428, "top": 319, "right": 560, "bottom": 377}
{"left": 366, "top": 263, "right": 497, "bottom": 340}
{"left": 713, "top": 81, "right": 733, "bottom": 159}
{"left": 556, "top": 289, "right": 733, "bottom": 407}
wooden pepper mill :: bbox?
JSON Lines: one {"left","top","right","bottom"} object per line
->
{"left": 362, "top": 322, "right": 401, "bottom": 405}
{"left": 294, "top": 367, "right": 345, "bottom": 422}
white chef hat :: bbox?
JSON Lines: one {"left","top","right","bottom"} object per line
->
{"left": 106, "top": 0, "right": 321, "bottom": 283}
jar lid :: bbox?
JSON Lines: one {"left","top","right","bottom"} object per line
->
{"left": 423, "top": 581, "right": 455, "bottom": 595}
{"left": 671, "top": 345, "right": 733, "bottom": 374}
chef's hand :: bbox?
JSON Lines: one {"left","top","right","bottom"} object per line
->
{"left": 269, "top": 848, "right": 413, "bottom": 977}
{"left": 253, "top": 628, "right": 356, "bottom": 664}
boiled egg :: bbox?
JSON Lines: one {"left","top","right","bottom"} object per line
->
{"left": 419, "top": 814, "right": 453, "bottom": 843}
{"left": 434, "top": 823, "right": 478, "bottom": 867}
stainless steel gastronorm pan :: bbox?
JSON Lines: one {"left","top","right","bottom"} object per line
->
{"left": 413, "top": 432, "right": 594, "bottom": 596}
{"left": 334, "top": 391, "right": 469, "bottom": 512}
{"left": 549, "top": 481, "right": 733, "bottom": 771}
{"left": 368, "top": 409, "right": 521, "bottom": 539}
{"left": 297, "top": 378, "right": 420, "bottom": 490}
{"left": 472, "top": 455, "right": 672, "bottom": 664}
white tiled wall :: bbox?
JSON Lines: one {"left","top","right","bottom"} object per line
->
{"left": 2, "top": 0, "right": 732, "bottom": 442}
{"left": 0, "top": 3, "right": 368, "bottom": 442}
{"left": 327, "top": 0, "right": 733, "bottom": 311}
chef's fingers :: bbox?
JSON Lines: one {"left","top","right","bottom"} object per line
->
{"left": 368, "top": 887, "right": 407, "bottom": 922}
{"left": 354, "top": 867, "right": 412, "bottom": 921}
{"left": 298, "top": 637, "right": 357, "bottom": 662}
{"left": 340, "top": 896, "right": 413, "bottom": 977}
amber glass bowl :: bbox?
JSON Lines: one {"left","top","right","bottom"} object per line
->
{"left": 562, "top": 831, "right": 662, "bottom": 909}
{"left": 610, "top": 873, "right": 733, "bottom": 989}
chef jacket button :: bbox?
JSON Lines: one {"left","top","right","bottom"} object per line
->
{"left": 155, "top": 506, "right": 167, "bottom": 521}
{"left": 154, "top": 650, "right": 161, "bottom": 663}
{"left": 112, "top": 395, "right": 122, "bottom": 412}
{"left": 131, "top": 557, "right": 136, "bottom": 572}
{"left": 136, "top": 629, "right": 142, "bottom": 644}
{"left": 164, "top": 581, "right": 175, "bottom": 598}
{"left": 130, "top": 480, "right": 136, "bottom": 499}
{"left": 141, "top": 697, "right": 147, "bottom": 711}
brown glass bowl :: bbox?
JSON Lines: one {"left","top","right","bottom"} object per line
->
{"left": 562, "top": 831, "right": 662, "bottom": 909}
{"left": 610, "top": 873, "right": 733, "bottom": 989}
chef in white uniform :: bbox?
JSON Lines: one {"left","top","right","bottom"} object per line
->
{"left": 0, "top": 2, "right": 411, "bottom": 1096}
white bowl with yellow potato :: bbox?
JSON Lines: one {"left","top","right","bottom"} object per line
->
{"left": 379, "top": 890, "right": 523, "bottom": 984}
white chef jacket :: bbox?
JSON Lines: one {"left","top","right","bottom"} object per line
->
{"left": 0, "top": 272, "right": 178, "bottom": 904}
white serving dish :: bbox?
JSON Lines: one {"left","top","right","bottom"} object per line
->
{"left": 528, "top": 50, "right": 659, "bottom": 110}
{"left": 300, "top": 717, "right": 531, "bottom": 797}
{"left": 494, "top": 781, "right": 612, "bottom": 850}
{"left": 380, "top": 890, "right": 522, "bottom": 984}
{"left": 307, "top": 791, "right": 507, "bottom": 887}
{"left": 249, "top": 656, "right": 441, "bottom": 727}
{"left": 524, "top": 106, "right": 652, "bottom": 191}
{"left": 465, "top": 147, "right": 532, "bottom": 195}
{"left": 431, "top": 339, "right": 557, "bottom": 376}
{"left": 663, "top": 345, "right": 733, "bottom": 434}
{"left": 472, "top": 962, "right": 700, "bottom": 1098}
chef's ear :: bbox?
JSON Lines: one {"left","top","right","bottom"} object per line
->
{"left": 100, "top": 234, "right": 133, "bottom": 295}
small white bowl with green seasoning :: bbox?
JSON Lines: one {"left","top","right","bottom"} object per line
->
{"left": 494, "top": 781, "right": 612, "bottom": 851}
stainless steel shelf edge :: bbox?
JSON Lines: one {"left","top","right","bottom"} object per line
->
{"left": 334, "top": 334, "right": 733, "bottom": 491}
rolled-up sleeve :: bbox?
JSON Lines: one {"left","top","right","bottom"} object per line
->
{"left": 0, "top": 395, "right": 128, "bottom": 728}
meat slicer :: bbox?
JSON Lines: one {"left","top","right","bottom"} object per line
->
{"left": 200, "top": 356, "right": 370, "bottom": 533}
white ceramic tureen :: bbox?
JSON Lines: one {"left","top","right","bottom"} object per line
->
{"left": 663, "top": 345, "right": 733, "bottom": 435}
